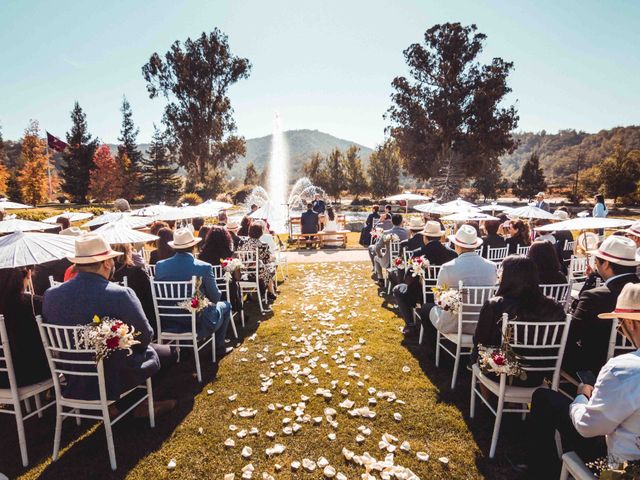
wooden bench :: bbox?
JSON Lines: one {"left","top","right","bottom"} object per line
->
{"left": 290, "top": 231, "right": 349, "bottom": 249}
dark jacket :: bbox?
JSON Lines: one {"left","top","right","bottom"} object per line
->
{"left": 32, "top": 258, "right": 72, "bottom": 295}
{"left": 312, "top": 199, "right": 326, "bottom": 214}
{"left": 416, "top": 240, "right": 458, "bottom": 266}
{"left": 405, "top": 233, "right": 425, "bottom": 252}
{"left": 564, "top": 272, "right": 640, "bottom": 376}
{"left": 538, "top": 269, "right": 569, "bottom": 285}
{"left": 0, "top": 294, "right": 50, "bottom": 388}
{"left": 43, "top": 273, "right": 159, "bottom": 401}
{"left": 473, "top": 295, "right": 566, "bottom": 386}
{"left": 481, "top": 234, "right": 507, "bottom": 258}
{"left": 554, "top": 230, "right": 574, "bottom": 273}
{"left": 506, "top": 236, "right": 528, "bottom": 255}
{"left": 359, "top": 212, "right": 380, "bottom": 246}
{"left": 300, "top": 210, "right": 319, "bottom": 234}
{"left": 112, "top": 264, "right": 156, "bottom": 333}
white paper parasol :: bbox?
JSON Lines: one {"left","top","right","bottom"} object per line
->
{"left": 153, "top": 206, "right": 203, "bottom": 221}
{"left": 43, "top": 211, "right": 94, "bottom": 224}
{"left": 508, "top": 205, "right": 556, "bottom": 220}
{"left": 0, "top": 219, "right": 59, "bottom": 234}
{"left": 478, "top": 203, "right": 513, "bottom": 213}
{"left": 84, "top": 212, "right": 152, "bottom": 229}
{"left": 0, "top": 231, "right": 76, "bottom": 269}
{"left": 194, "top": 199, "right": 233, "bottom": 217}
{"left": 385, "top": 193, "right": 431, "bottom": 202}
{"left": 535, "top": 217, "right": 634, "bottom": 232}
{"left": 0, "top": 198, "right": 33, "bottom": 209}
{"left": 95, "top": 223, "right": 159, "bottom": 245}
{"left": 131, "top": 203, "right": 177, "bottom": 217}
{"left": 441, "top": 211, "right": 500, "bottom": 222}
{"left": 413, "top": 202, "right": 442, "bottom": 214}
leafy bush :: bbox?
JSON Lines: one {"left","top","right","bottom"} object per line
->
{"left": 232, "top": 186, "right": 254, "bottom": 205}
{"left": 177, "top": 193, "right": 203, "bottom": 206}
{"left": 350, "top": 197, "right": 373, "bottom": 206}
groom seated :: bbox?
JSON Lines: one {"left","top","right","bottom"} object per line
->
{"left": 155, "top": 228, "right": 232, "bottom": 356}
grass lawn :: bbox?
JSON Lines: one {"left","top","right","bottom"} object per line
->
{"left": 4, "top": 262, "right": 525, "bottom": 479}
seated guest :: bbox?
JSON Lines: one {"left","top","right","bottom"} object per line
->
{"left": 564, "top": 236, "right": 640, "bottom": 376}
{"left": 217, "top": 210, "right": 228, "bottom": 226}
{"left": 525, "top": 284, "right": 640, "bottom": 478}
{"left": 112, "top": 243, "right": 156, "bottom": 331}
{"left": 393, "top": 221, "right": 457, "bottom": 334}
{"left": 312, "top": 194, "right": 326, "bottom": 215}
{"left": 417, "top": 225, "right": 497, "bottom": 336}
{"left": 528, "top": 240, "right": 567, "bottom": 285}
{"left": 199, "top": 226, "right": 233, "bottom": 266}
{"left": 405, "top": 217, "right": 426, "bottom": 251}
{"left": 149, "top": 227, "right": 175, "bottom": 265}
{"left": 56, "top": 216, "right": 70, "bottom": 232}
{"left": 480, "top": 220, "right": 506, "bottom": 258}
{"left": 552, "top": 209, "right": 573, "bottom": 274}
{"left": 238, "top": 223, "right": 277, "bottom": 302}
{"left": 32, "top": 226, "right": 82, "bottom": 294}
{"left": 320, "top": 206, "right": 342, "bottom": 248}
{"left": 43, "top": 234, "right": 176, "bottom": 415}
{"left": 238, "top": 215, "right": 252, "bottom": 237}
{"left": 248, "top": 204, "right": 258, "bottom": 216}
{"left": 375, "top": 205, "right": 394, "bottom": 230}
{"left": 197, "top": 226, "right": 210, "bottom": 251}
{"left": 226, "top": 221, "right": 243, "bottom": 250}
{"left": 149, "top": 220, "right": 170, "bottom": 237}
{"left": 533, "top": 219, "right": 556, "bottom": 243}
{"left": 472, "top": 255, "right": 566, "bottom": 386}
{"left": 505, "top": 219, "right": 531, "bottom": 254}
{"left": 369, "top": 214, "right": 409, "bottom": 284}
{"left": 625, "top": 222, "right": 640, "bottom": 248}
{"left": 114, "top": 198, "right": 131, "bottom": 212}
{"left": 358, "top": 205, "right": 380, "bottom": 247}
{"left": 300, "top": 203, "right": 319, "bottom": 235}
{"left": 0, "top": 267, "right": 50, "bottom": 388}
{"left": 192, "top": 217, "right": 205, "bottom": 237}
{"left": 155, "top": 229, "right": 231, "bottom": 353}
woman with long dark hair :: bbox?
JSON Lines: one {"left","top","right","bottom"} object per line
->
{"left": 359, "top": 205, "right": 380, "bottom": 247}
{"left": 238, "top": 216, "right": 252, "bottom": 237}
{"left": 199, "top": 226, "right": 233, "bottom": 265}
{"left": 527, "top": 240, "right": 567, "bottom": 284}
{"left": 149, "top": 227, "right": 175, "bottom": 265}
{"left": 472, "top": 255, "right": 566, "bottom": 386}
{"left": 592, "top": 194, "right": 608, "bottom": 218}
{"left": 505, "top": 219, "right": 531, "bottom": 254}
{"left": 0, "top": 267, "right": 50, "bottom": 388}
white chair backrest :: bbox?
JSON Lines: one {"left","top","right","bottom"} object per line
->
{"left": 115, "top": 276, "right": 128, "bottom": 288}
{"left": 419, "top": 264, "right": 442, "bottom": 303}
{"left": 516, "top": 245, "right": 530, "bottom": 255}
{"left": 487, "top": 246, "right": 509, "bottom": 262}
{"left": 564, "top": 240, "right": 576, "bottom": 253}
{"left": 475, "top": 246, "right": 483, "bottom": 255}
{"left": 49, "top": 276, "right": 127, "bottom": 288}
{"left": 146, "top": 264, "right": 156, "bottom": 278}
{"left": 607, "top": 318, "right": 637, "bottom": 360}
{"left": 457, "top": 281, "right": 497, "bottom": 332}
{"left": 236, "top": 249, "right": 260, "bottom": 281}
{"left": 568, "top": 256, "right": 589, "bottom": 283}
{"left": 502, "top": 312, "right": 571, "bottom": 389}
{"left": 49, "top": 275, "right": 63, "bottom": 288}
{"left": 211, "top": 265, "right": 232, "bottom": 302}
{"left": 540, "top": 283, "right": 572, "bottom": 308}
{"left": 35, "top": 315, "right": 105, "bottom": 400}
{"left": 388, "top": 240, "right": 402, "bottom": 268}
{"left": 150, "top": 277, "right": 197, "bottom": 338}
{"left": 0, "top": 315, "right": 19, "bottom": 396}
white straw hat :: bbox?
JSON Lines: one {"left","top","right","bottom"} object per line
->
{"left": 448, "top": 224, "right": 483, "bottom": 249}
{"left": 407, "top": 217, "right": 426, "bottom": 231}
{"left": 625, "top": 222, "right": 640, "bottom": 237}
{"left": 59, "top": 227, "right": 84, "bottom": 237}
{"left": 589, "top": 235, "right": 640, "bottom": 267}
{"left": 553, "top": 210, "right": 569, "bottom": 221}
{"left": 168, "top": 227, "right": 201, "bottom": 250}
{"left": 599, "top": 283, "right": 640, "bottom": 321}
{"left": 420, "top": 221, "right": 445, "bottom": 238}
{"left": 68, "top": 233, "right": 123, "bottom": 264}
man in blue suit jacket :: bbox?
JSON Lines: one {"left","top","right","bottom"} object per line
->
{"left": 155, "top": 228, "right": 231, "bottom": 355}
{"left": 43, "top": 234, "right": 176, "bottom": 416}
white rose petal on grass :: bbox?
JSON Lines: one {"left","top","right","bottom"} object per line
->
{"left": 393, "top": 412, "right": 403, "bottom": 422}
{"left": 224, "top": 474, "right": 235, "bottom": 480}
{"left": 336, "top": 473, "right": 347, "bottom": 480}
{"left": 266, "top": 430, "right": 276, "bottom": 439}
{"left": 241, "top": 446, "right": 253, "bottom": 458}
{"left": 317, "top": 456, "right": 329, "bottom": 468}
{"left": 228, "top": 393, "right": 238, "bottom": 401}
{"left": 229, "top": 424, "right": 238, "bottom": 431}
{"left": 237, "top": 429, "right": 248, "bottom": 438}
{"left": 197, "top": 427, "right": 204, "bottom": 435}
{"left": 323, "top": 465, "right": 337, "bottom": 477}
{"left": 207, "top": 389, "right": 214, "bottom": 395}
{"left": 417, "top": 451, "right": 430, "bottom": 462}
{"left": 356, "top": 434, "right": 366, "bottom": 444}
{"left": 291, "top": 460, "right": 301, "bottom": 471}
{"left": 265, "top": 444, "right": 286, "bottom": 457}
{"left": 274, "top": 464, "right": 282, "bottom": 472}
{"left": 439, "top": 456, "right": 450, "bottom": 465}
{"left": 342, "top": 447, "right": 355, "bottom": 461}
{"left": 327, "top": 432, "right": 336, "bottom": 441}
{"left": 302, "top": 458, "right": 317, "bottom": 472}
{"left": 224, "top": 438, "right": 236, "bottom": 448}
{"left": 402, "top": 366, "right": 411, "bottom": 373}
{"left": 167, "top": 458, "right": 177, "bottom": 470}
{"left": 400, "top": 441, "right": 411, "bottom": 452}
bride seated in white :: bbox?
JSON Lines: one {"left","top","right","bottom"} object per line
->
{"left": 321, "top": 206, "right": 342, "bottom": 247}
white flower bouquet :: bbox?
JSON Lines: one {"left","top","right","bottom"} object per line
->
{"left": 408, "top": 255, "right": 429, "bottom": 278}
{"left": 432, "top": 284, "right": 461, "bottom": 315}
{"left": 177, "top": 278, "right": 212, "bottom": 313}
{"left": 78, "top": 315, "right": 141, "bottom": 363}
{"left": 220, "top": 257, "right": 244, "bottom": 281}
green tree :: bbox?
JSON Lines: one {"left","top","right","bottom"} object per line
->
{"left": 61, "top": 102, "right": 98, "bottom": 202}
{"left": 244, "top": 162, "right": 259, "bottom": 186}
{"left": 142, "top": 29, "right": 251, "bottom": 196}
{"left": 141, "top": 125, "right": 182, "bottom": 203}
{"left": 513, "top": 152, "right": 547, "bottom": 200}
{"left": 472, "top": 159, "right": 507, "bottom": 201}
{"left": 303, "top": 152, "right": 327, "bottom": 188}
{"left": 117, "top": 96, "right": 142, "bottom": 196}
{"left": 322, "top": 148, "right": 347, "bottom": 202}
{"left": 386, "top": 23, "right": 518, "bottom": 200}
{"left": 599, "top": 145, "right": 640, "bottom": 204}
{"left": 368, "top": 140, "right": 401, "bottom": 198}
{"left": 344, "top": 145, "right": 368, "bottom": 199}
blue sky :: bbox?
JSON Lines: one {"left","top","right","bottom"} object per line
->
{"left": 0, "top": 0, "right": 638, "bottom": 147}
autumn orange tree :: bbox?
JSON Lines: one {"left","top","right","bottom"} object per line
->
{"left": 0, "top": 163, "right": 8, "bottom": 197}
{"left": 89, "top": 144, "right": 123, "bottom": 201}
{"left": 18, "top": 120, "right": 50, "bottom": 205}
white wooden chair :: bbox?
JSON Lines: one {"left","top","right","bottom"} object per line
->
{"left": 475, "top": 246, "right": 484, "bottom": 255}
{"left": 146, "top": 264, "right": 156, "bottom": 278}
{"left": 559, "top": 451, "right": 594, "bottom": 480}
{"left": 470, "top": 313, "right": 571, "bottom": 458}
{"left": 540, "top": 283, "right": 572, "bottom": 311}
{"left": 383, "top": 239, "right": 403, "bottom": 294}
{"left": 151, "top": 276, "right": 216, "bottom": 382}
{"left": 486, "top": 246, "right": 509, "bottom": 263}
{"left": 49, "top": 276, "right": 128, "bottom": 288}
{"left": 415, "top": 265, "right": 442, "bottom": 343}
{"left": 568, "top": 256, "right": 589, "bottom": 284}
{"left": 236, "top": 249, "right": 268, "bottom": 319}
{"left": 563, "top": 240, "right": 576, "bottom": 254}
{"left": 35, "top": 315, "right": 154, "bottom": 471}
{"left": 0, "top": 315, "right": 55, "bottom": 467}
{"left": 212, "top": 265, "right": 240, "bottom": 337}
{"left": 607, "top": 318, "right": 636, "bottom": 360}
{"left": 516, "top": 245, "right": 530, "bottom": 255}
{"left": 435, "top": 281, "right": 497, "bottom": 389}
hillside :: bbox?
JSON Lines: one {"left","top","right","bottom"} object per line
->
{"left": 500, "top": 126, "right": 640, "bottom": 182}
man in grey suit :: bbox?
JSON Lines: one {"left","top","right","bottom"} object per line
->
{"left": 535, "top": 192, "right": 550, "bottom": 212}
{"left": 369, "top": 213, "right": 409, "bottom": 283}
{"left": 43, "top": 234, "right": 176, "bottom": 416}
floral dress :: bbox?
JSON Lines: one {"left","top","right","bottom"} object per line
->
{"left": 239, "top": 238, "right": 275, "bottom": 284}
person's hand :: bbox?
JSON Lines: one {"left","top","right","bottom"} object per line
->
{"left": 585, "top": 262, "right": 593, "bottom": 277}
{"left": 577, "top": 383, "right": 594, "bottom": 399}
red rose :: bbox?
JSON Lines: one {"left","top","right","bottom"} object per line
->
{"left": 191, "top": 298, "right": 199, "bottom": 308}
{"left": 106, "top": 336, "right": 120, "bottom": 350}
{"left": 395, "top": 258, "right": 402, "bottom": 266}
{"left": 111, "top": 325, "right": 118, "bottom": 332}
{"left": 492, "top": 353, "right": 506, "bottom": 366}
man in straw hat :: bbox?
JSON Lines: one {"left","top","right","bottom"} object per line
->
{"left": 564, "top": 236, "right": 640, "bottom": 377}
{"left": 524, "top": 283, "right": 640, "bottom": 477}
{"left": 43, "top": 233, "right": 176, "bottom": 416}
{"left": 155, "top": 228, "right": 231, "bottom": 356}
{"left": 416, "top": 224, "right": 497, "bottom": 337}
{"left": 393, "top": 221, "right": 457, "bottom": 335}
{"left": 404, "top": 217, "right": 426, "bottom": 251}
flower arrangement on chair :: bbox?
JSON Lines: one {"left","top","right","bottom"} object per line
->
{"left": 408, "top": 255, "right": 429, "bottom": 278}
{"left": 78, "top": 315, "right": 141, "bottom": 363}
{"left": 220, "top": 257, "right": 244, "bottom": 281}
{"left": 382, "top": 233, "right": 400, "bottom": 243}
{"left": 177, "top": 278, "right": 212, "bottom": 313}
{"left": 477, "top": 325, "right": 526, "bottom": 382}
{"left": 431, "top": 284, "right": 462, "bottom": 315}
{"left": 392, "top": 257, "right": 406, "bottom": 271}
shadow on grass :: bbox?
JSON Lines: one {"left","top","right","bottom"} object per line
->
{"left": 0, "top": 301, "right": 271, "bottom": 479}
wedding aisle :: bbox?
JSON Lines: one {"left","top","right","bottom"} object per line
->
{"left": 15, "top": 263, "right": 514, "bottom": 479}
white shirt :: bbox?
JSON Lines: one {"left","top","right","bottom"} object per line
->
{"left": 570, "top": 349, "right": 640, "bottom": 463}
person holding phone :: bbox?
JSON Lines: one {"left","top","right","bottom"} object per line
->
{"left": 521, "top": 283, "right": 640, "bottom": 478}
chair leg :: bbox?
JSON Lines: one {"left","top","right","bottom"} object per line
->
{"left": 23, "top": 398, "right": 31, "bottom": 413}
{"left": 489, "top": 395, "right": 505, "bottom": 458}
{"left": 101, "top": 407, "right": 117, "bottom": 470}
{"left": 418, "top": 324, "right": 424, "bottom": 345}
{"left": 435, "top": 331, "right": 441, "bottom": 367}
{"left": 239, "top": 292, "right": 246, "bottom": 327}
{"left": 146, "top": 378, "right": 155, "bottom": 428}
{"left": 470, "top": 370, "right": 477, "bottom": 419}
{"left": 230, "top": 312, "right": 239, "bottom": 339}
{"left": 451, "top": 343, "right": 461, "bottom": 389}
{"left": 212, "top": 333, "right": 217, "bottom": 364}
{"left": 194, "top": 339, "right": 202, "bottom": 383}
{"left": 14, "top": 400, "right": 29, "bottom": 467}
{"left": 256, "top": 288, "right": 265, "bottom": 314}
{"left": 555, "top": 430, "right": 563, "bottom": 459}
{"left": 74, "top": 408, "right": 81, "bottom": 426}
{"left": 35, "top": 392, "right": 43, "bottom": 418}
{"left": 52, "top": 403, "right": 63, "bottom": 461}
{"left": 559, "top": 462, "right": 569, "bottom": 480}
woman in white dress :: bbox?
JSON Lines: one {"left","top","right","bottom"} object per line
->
{"left": 321, "top": 206, "right": 342, "bottom": 247}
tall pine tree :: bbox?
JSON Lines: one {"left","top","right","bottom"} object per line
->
{"left": 513, "top": 152, "right": 547, "bottom": 200}
{"left": 117, "top": 96, "right": 142, "bottom": 196}
{"left": 141, "top": 125, "right": 182, "bottom": 203}
{"left": 18, "top": 120, "right": 50, "bottom": 205}
{"left": 344, "top": 145, "right": 369, "bottom": 199}
{"left": 61, "top": 102, "right": 98, "bottom": 203}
